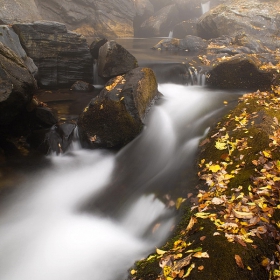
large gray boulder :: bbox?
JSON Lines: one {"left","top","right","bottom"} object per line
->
{"left": 197, "top": 0, "right": 280, "bottom": 50}
{"left": 78, "top": 67, "right": 161, "bottom": 149}
{"left": 13, "top": 21, "right": 93, "bottom": 88}
{"left": 0, "top": 25, "right": 37, "bottom": 75}
{"left": 98, "top": 40, "right": 138, "bottom": 79}
{"left": 0, "top": 42, "right": 37, "bottom": 125}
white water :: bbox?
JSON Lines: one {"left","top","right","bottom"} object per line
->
{"left": 201, "top": 1, "right": 211, "bottom": 14}
{"left": 0, "top": 84, "right": 241, "bottom": 280}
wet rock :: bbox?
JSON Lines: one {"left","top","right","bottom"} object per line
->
{"left": 197, "top": 0, "right": 280, "bottom": 50}
{"left": 13, "top": 21, "right": 93, "bottom": 88}
{"left": 98, "top": 40, "right": 138, "bottom": 79}
{"left": 45, "top": 123, "right": 76, "bottom": 155}
{"left": 70, "top": 81, "right": 94, "bottom": 92}
{"left": 34, "top": 107, "right": 58, "bottom": 127}
{"left": 207, "top": 54, "right": 273, "bottom": 90}
{"left": 232, "top": 33, "right": 266, "bottom": 54}
{"left": 137, "top": 4, "right": 179, "bottom": 37}
{"left": 89, "top": 38, "right": 108, "bottom": 60}
{"left": 152, "top": 36, "right": 208, "bottom": 52}
{"left": 0, "top": 25, "right": 38, "bottom": 75}
{"left": 0, "top": 42, "right": 37, "bottom": 125}
{"left": 78, "top": 67, "right": 161, "bottom": 149}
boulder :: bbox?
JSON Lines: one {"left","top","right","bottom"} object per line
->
{"left": 0, "top": 25, "right": 38, "bottom": 75}
{"left": 89, "top": 38, "right": 108, "bottom": 60}
{"left": 70, "top": 81, "right": 94, "bottom": 92}
{"left": 13, "top": 21, "right": 93, "bottom": 88}
{"left": 133, "top": 0, "right": 154, "bottom": 31}
{"left": 137, "top": 4, "right": 180, "bottom": 37}
{"left": 206, "top": 54, "right": 273, "bottom": 90}
{"left": 0, "top": 42, "right": 37, "bottom": 125}
{"left": 173, "top": 20, "right": 198, "bottom": 38}
{"left": 78, "top": 67, "right": 160, "bottom": 149}
{"left": 98, "top": 40, "right": 138, "bottom": 79}
{"left": 197, "top": 0, "right": 280, "bottom": 50}
{"left": 152, "top": 36, "right": 208, "bottom": 52}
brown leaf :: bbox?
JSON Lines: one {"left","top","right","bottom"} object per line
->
{"left": 200, "top": 236, "right": 206, "bottom": 241}
{"left": 186, "top": 216, "right": 197, "bottom": 232}
{"left": 235, "top": 254, "right": 244, "bottom": 269}
{"left": 198, "top": 265, "right": 204, "bottom": 271}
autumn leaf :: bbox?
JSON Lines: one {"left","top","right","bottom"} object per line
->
{"left": 176, "top": 197, "right": 186, "bottom": 209}
{"left": 235, "top": 254, "right": 244, "bottom": 269}
{"left": 156, "top": 248, "right": 167, "bottom": 255}
{"left": 182, "top": 263, "right": 195, "bottom": 278}
{"left": 193, "top": 251, "right": 209, "bottom": 258}
{"left": 208, "top": 164, "right": 221, "bottom": 172}
{"left": 215, "top": 141, "right": 227, "bottom": 150}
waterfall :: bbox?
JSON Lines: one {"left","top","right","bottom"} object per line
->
{"left": 93, "top": 60, "right": 104, "bottom": 87}
{"left": 168, "top": 30, "right": 173, "bottom": 38}
{"left": 201, "top": 0, "right": 211, "bottom": 14}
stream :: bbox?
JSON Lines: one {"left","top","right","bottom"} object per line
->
{"left": 0, "top": 39, "right": 243, "bottom": 280}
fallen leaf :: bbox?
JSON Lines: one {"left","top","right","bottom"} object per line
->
{"left": 198, "top": 265, "right": 204, "bottom": 271}
{"left": 200, "top": 236, "right": 206, "bottom": 241}
{"left": 130, "top": 269, "right": 137, "bottom": 275}
{"left": 193, "top": 252, "right": 209, "bottom": 258}
{"left": 235, "top": 254, "right": 244, "bottom": 269}
{"left": 215, "top": 141, "right": 227, "bottom": 150}
{"left": 232, "top": 209, "right": 254, "bottom": 219}
{"left": 176, "top": 197, "right": 186, "bottom": 209}
{"left": 186, "top": 216, "right": 197, "bottom": 232}
{"left": 183, "top": 263, "right": 195, "bottom": 278}
{"left": 209, "top": 164, "right": 221, "bottom": 172}
{"left": 156, "top": 248, "right": 167, "bottom": 255}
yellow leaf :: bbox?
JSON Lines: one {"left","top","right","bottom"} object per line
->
{"left": 183, "top": 263, "right": 195, "bottom": 278}
{"left": 163, "top": 266, "right": 172, "bottom": 277}
{"left": 247, "top": 266, "right": 252, "bottom": 271}
{"left": 176, "top": 197, "right": 186, "bottom": 209}
{"left": 130, "top": 269, "right": 137, "bottom": 275}
{"left": 215, "top": 141, "right": 227, "bottom": 150}
{"left": 100, "top": 104, "right": 103, "bottom": 110}
{"left": 195, "top": 212, "right": 211, "bottom": 219}
{"left": 147, "top": 255, "right": 156, "bottom": 261}
{"left": 193, "top": 252, "right": 209, "bottom": 258}
{"left": 209, "top": 164, "right": 221, "bottom": 172}
{"left": 156, "top": 248, "right": 167, "bottom": 255}
{"left": 262, "top": 150, "right": 272, "bottom": 159}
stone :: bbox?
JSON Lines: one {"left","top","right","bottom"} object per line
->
{"left": 206, "top": 54, "right": 273, "bottom": 90}
{"left": 0, "top": 42, "right": 37, "bottom": 125}
{"left": 13, "top": 21, "right": 93, "bottom": 88}
{"left": 70, "top": 81, "right": 94, "bottom": 92}
{"left": 152, "top": 36, "right": 208, "bottom": 52}
{"left": 90, "top": 38, "right": 108, "bottom": 60}
{"left": 197, "top": 0, "right": 280, "bottom": 50}
{"left": 78, "top": 67, "right": 161, "bottom": 149}
{"left": 173, "top": 20, "right": 198, "bottom": 38}
{"left": 98, "top": 40, "right": 138, "bottom": 79}
{"left": 0, "top": 25, "right": 38, "bottom": 75}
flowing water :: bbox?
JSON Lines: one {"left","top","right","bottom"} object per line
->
{"left": 0, "top": 39, "right": 243, "bottom": 280}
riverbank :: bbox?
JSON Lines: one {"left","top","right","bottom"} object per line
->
{"left": 129, "top": 85, "right": 280, "bottom": 280}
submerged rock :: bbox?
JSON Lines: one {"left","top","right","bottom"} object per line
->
{"left": 13, "top": 21, "right": 93, "bottom": 88}
{"left": 97, "top": 40, "right": 138, "bottom": 79}
{"left": 0, "top": 42, "right": 37, "bottom": 125}
{"left": 78, "top": 67, "right": 160, "bottom": 149}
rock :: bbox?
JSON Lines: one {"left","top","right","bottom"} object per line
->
{"left": 45, "top": 123, "right": 76, "bottom": 154}
{"left": 70, "top": 81, "right": 94, "bottom": 92}
{"left": 137, "top": 5, "right": 180, "bottom": 37}
{"left": 35, "top": 0, "right": 136, "bottom": 38}
{"left": 13, "top": 21, "right": 93, "bottom": 88}
{"left": 0, "top": 42, "right": 37, "bottom": 125}
{"left": 98, "top": 40, "right": 138, "bottom": 79}
{"left": 232, "top": 33, "right": 266, "bottom": 54}
{"left": 197, "top": 0, "right": 280, "bottom": 50}
{"left": 152, "top": 36, "right": 208, "bottom": 52}
{"left": 90, "top": 38, "right": 108, "bottom": 60}
{"left": 34, "top": 107, "right": 58, "bottom": 127}
{"left": 173, "top": 20, "right": 198, "bottom": 38}
{"left": 0, "top": 25, "right": 38, "bottom": 75}
{"left": 133, "top": 0, "right": 154, "bottom": 31}
{"left": 207, "top": 54, "right": 273, "bottom": 90}
{"left": 78, "top": 67, "right": 160, "bottom": 149}
{"left": 0, "top": 0, "right": 42, "bottom": 24}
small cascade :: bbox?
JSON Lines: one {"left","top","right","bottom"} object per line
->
{"left": 187, "top": 67, "right": 207, "bottom": 86}
{"left": 168, "top": 30, "right": 173, "bottom": 38}
{"left": 93, "top": 60, "right": 104, "bottom": 87}
{"left": 201, "top": 0, "right": 211, "bottom": 14}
